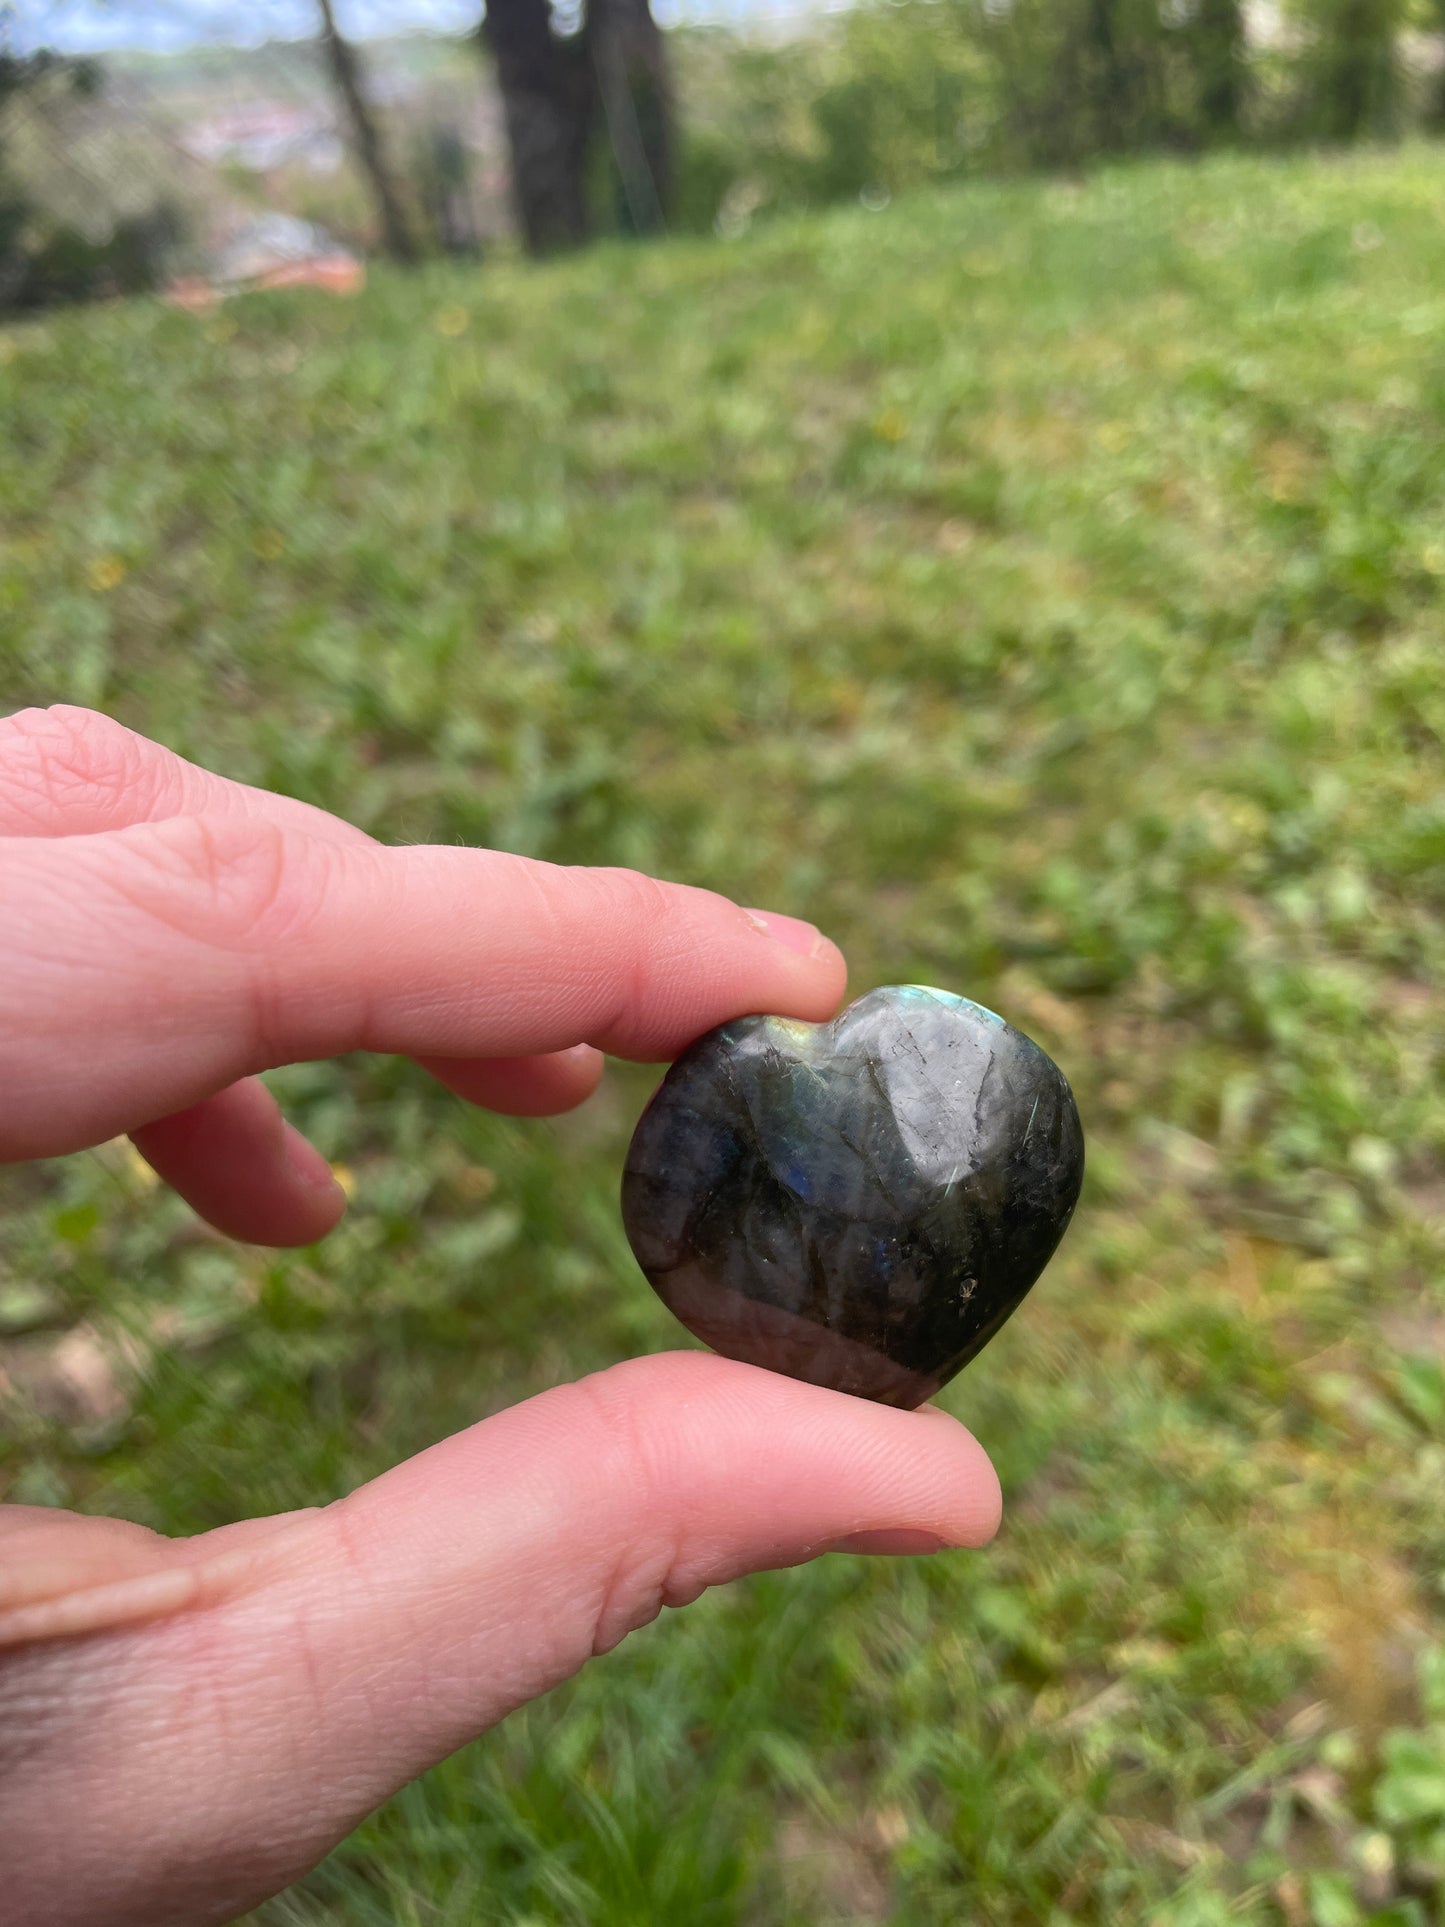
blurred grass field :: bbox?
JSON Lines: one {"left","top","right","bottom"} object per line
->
{"left": 3, "top": 143, "right": 1445, "bottom": 1926}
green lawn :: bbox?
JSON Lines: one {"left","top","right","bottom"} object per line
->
{"left": 3, "top": 143, "right": 1444, "bottom": 1926}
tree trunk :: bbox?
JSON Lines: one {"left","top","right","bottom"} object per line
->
{"left": 1195, "top": 0, "right": 1244, "bottom": 137}
{"left": 590, "top": 0, "right": 673, "bottom": 234}
{"left": 1430, "top": 0, "right": 1445, "bottom": 128}
{"left": 1431, "top": 85, "right": 1445, "bottom": 134}
{"left": 1083, "top": 0, "right": 1132, "bottom": 151}
{"left": 481, "top": 0, "right": 672, "bottom": 253}
{"left": 315, "top": 0, "right": 420, "bottom": 264}
{"left": 1309, "top": 0, "right": 1400, "bottom": 139}
{"left": 483, "top": 0, "right": 594, "bottom": 255}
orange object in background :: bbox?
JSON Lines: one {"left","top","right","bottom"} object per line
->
{"left": 252, "top": 253, "right": 366, "bottom": 295}
{"left": 164, "top": 276, "right": 220, "bottom": 313}
{"left": 164, "top": 216, "right": 366, "bottom": 308}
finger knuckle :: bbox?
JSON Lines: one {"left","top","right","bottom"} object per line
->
{"left": 598, "top": 866, "right": 675, "bottom": 930}
{"left": 112, "top": 815, "right": 325, "bottom": 951}
{"left": 594, "top": 869, "right": 680, "bottom": 1032}
{"left": 555, "top": 1370, "right": 689, "bottom": 1657}
{"left": 0, "top": 705, "right": 171, "bottom": 825}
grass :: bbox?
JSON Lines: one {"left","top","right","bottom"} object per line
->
{"left": 2, "top": 142, "right": 1445, "bottom": 1926}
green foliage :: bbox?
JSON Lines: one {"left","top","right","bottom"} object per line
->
{"left": 1290, "top": 0, "right": 1405, "bottom": 142}
{"left": 2, "top": 147, "right": 1445, "bottom": 1922}
{"left": 1375, "top": 1653, "right": 1445, "bottom": 1886}
{"left": 1, "top": 202, "right": 181, "bottom": 313}
{"left": 0, "top": 50, "right": 179, "bottom": 314}
{"left": 673, "top": 0, "right": 1433, "bottom": 237}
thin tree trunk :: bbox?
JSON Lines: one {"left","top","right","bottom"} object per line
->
{"left": 483, "top": 0, "right": 594, "bottom": 255}
{"left": 1083, "top": 0, "right": 1131, "bottom": 151}
{"left": 1430, "top": 0, "right": 1445, "bottom": 128}
{"left": 1308, "top": 0, "right": 1401, "bottom": 138}
{"left": 1195, "top": 0, "right": 1244, "bottom": 136}
{"left": 589, "top": 0, "right": 673, "bottom": 234}
{"left": 315, "top": 0, "right": 420, "bottom": 264}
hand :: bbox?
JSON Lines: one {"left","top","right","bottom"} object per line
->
{"left": 0, "top": 706, "right": 1001, "bottom": 1927}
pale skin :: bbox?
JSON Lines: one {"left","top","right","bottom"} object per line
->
{"left": 0, "top": 705, "right": 1002, "bottom": 1927}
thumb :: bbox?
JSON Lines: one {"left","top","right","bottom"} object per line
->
{"left": 0, "top": 1354, "right": 1000, "bottom": 1927}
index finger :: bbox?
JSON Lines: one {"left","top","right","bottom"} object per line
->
{"left": 1, "top": 816, "right": 848, "bottom": 1158}
{"left": 0, "top": 704, "right": 372, "bottom": 847}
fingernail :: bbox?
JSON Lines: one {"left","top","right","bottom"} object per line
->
{"left": 282, "top": 1124, "right": 347, "bottom": 1196}
{"left": 830, "top": 1529, "right": 952, "bottom": 1557}
{"left": 745, "top": 908, "right": 825, "bottom": 958}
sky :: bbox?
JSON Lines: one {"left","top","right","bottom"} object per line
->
{"left": 8, "top": 0, "right": 822, "bottom": 53}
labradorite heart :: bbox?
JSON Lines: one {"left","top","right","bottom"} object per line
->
{"left": 621, "top": 985, "right": 1084, "bottom": 1408}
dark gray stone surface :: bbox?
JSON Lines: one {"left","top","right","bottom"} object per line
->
{"left": 621, "top": 986, "right": 1085, "bottom": 1407}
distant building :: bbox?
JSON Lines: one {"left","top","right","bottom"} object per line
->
{"left": 180, "top": 103, "right": 343, "bottom": 174}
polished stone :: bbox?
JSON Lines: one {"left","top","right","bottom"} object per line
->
{"left": 621, "top": 985, "right": 1085, "bottom": 1407}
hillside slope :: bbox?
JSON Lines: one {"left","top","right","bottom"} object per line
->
{"left": 2, "top": 146, "right": 1444, "bottom": 1925}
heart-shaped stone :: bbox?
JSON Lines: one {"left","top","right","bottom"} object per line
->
{"left": 621, "top": 985, "right": 1084, "bottom": 1408}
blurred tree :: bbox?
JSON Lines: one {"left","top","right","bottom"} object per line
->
{"left": 1427, "top": 0, "right": 1445, "bottom": 128}
{"left": 665, "top": 0, "right": 1269, "bottom": 233}
{"left": 1081, "top": 0, "right": 1134, "bottom": 151}
{"left": 0, "top": 46, "right": 177, "bottom": 312}
{"left": 1194, "top": 0, "right": 1245, "bottom": 135}
{"left": 987, "top": 0, "right": 1168, "bottom": 167}
{"left": 314, "top": 0, "right": 421, "bottom": 263}
{"left": 591, "top": 0, "right": 672, "bottom": 234}
{"left": 1297, "top": 0, "right": 1402, "bottom": 138}
{"left": 480, "top": 0, "right": 673, "bottom": 255}
{"left": 0, "top": 50, "right": 40, "bottom": 309}
{"left": 482, "top": 0, "right": 593, "bottom": 252}
{"left": 418, "top": 125, "right": 481, "bottom": 256}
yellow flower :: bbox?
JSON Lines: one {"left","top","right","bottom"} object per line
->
{"left": 87, "top": 555, "right": 127, "bottom": 592}
{"left": 330, "top": 1162, "right": 357, "bottom": 1198}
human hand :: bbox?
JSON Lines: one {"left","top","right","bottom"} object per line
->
{"left": 0, "top": 706, "right": 1001, "bottom": 1927}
